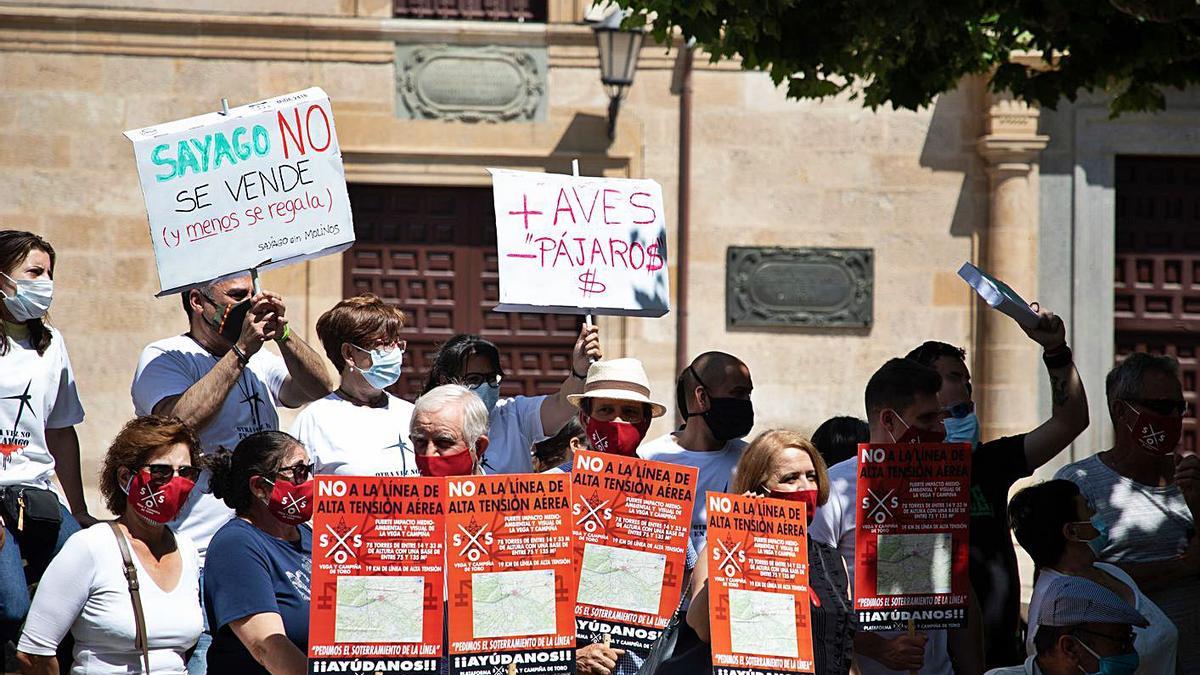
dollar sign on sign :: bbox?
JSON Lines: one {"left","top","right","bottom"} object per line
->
{"left": 578, "top": 269, "right": 606, "bottom": 297}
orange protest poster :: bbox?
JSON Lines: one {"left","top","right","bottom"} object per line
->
{"left": 707, "top": 492, "right": 815, "bottom": 675}
{"left": 853, "top": 443, "right": 971, "bottom": 631}
{"left": 308, "top": 476, "right": 445, "bottom": 675}
{"left": 445, "top": 473, "right": 576, "bottom": 675}
{"left": 570, "top": 450, "right": 698, "bottom": 659}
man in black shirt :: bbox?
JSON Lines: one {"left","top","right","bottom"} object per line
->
{"left": 906, "top": 305, "right": 1088, "bottom": 669}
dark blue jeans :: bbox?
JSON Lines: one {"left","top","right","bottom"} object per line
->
{"left": 0, "top": 502, "right": 80, "bottom": 643}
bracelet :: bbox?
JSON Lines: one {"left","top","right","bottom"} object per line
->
{"left": 571, "top": 366, "right": 588, "bottom": 380}
{"left": 275, "top": 324, "right": 292, "bottom": 344}
{"left": 229, "top": 344, "right": 250, "bottom": 367}
{"left": 1043, "top": 344, "right": 1072, "bottom": 370}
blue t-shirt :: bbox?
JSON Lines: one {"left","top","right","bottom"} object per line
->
{"left": 203, "top": 518, "right": 312, "bottom": 674}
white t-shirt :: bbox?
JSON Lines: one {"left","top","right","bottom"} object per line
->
{"left": 290, "top": 392, "right": 418, "bottom": 477}
{"left": 985, "top": 655, "right": 1039, "bottom": 675}
{"left": 1026, "top": 563, "right": 1177, "bottom": 674}
{"left": 18, "top": 524, "right": 203, "bottom": 674}
{"left": 131, "top": 334, "right": 289, "bottom": 561}
{"left": 809, "top": 457, "right": 952, "bottom": 675}
{"left": 0, "top": 325, "right": 85, "bottom": 488}
{"left": 479, "top": 395, "right": 546, "bottom": 476}
{"left": 638, "top": 432, "right": 746, "bottom": 553}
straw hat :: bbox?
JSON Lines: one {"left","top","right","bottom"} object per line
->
{"left": 567, "top": 358, "right": 667, "bottom": 418}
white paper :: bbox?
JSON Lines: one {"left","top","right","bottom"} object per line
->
{"left": 125, "top": 87, "right": 355, "bottom": 295}
{"left": 957, "top": 262, "right": 1040, "bottom": 329}
{"left": 489, "top": 168, "right": 670, "bottom": 317}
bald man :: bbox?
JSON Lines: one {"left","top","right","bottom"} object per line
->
{"left": 639, "top": 351, "right": 754, "bottom": 553}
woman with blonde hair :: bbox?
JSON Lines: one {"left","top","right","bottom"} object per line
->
{"left": 683, "top": 429, "right": 854, "bottom": 675}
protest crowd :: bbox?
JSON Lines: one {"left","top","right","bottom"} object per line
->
{"left": 1, "top": 87, "right": 1198, "bottom": 675}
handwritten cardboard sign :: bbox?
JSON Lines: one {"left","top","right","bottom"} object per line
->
{"left": 308, "top": 476, "right": 445, "bottom": 674}
{"left": 853, "top": 443, "right": 971, "bottom": 631}
{"left": 124, "top": 87, "right": 355, "bottom": 296}
{"left": 489, "top": 168, "right": 670, "bottom": 317}
{"left": 445, "top": 474, "right": 576, "bottom": 675}
{"left": 707, "top": 493, "right": 815, "bottom": 675}
{"left": 569, "top": 450, "right": 698, "bottom": 660}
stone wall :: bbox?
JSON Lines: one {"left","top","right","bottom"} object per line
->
{"left": 0, "top": 3, "right": 991, "bottom": 513}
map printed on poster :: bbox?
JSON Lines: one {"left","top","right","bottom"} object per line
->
{"left": 570, "top": 450, "right": 698, "bottom": 659}
{"left": 445, "top": 474, "right": 576, "bottom": 675}
{"left": 124, "top": 87, "right": 355, "bottom": 296}
{"left": 707, "top": 493, "right": 814, "bottom": 675}
{"left": 308, "top": 476, "right": 445, "bottom": 674}
{"left": 853, "top": 443, "right": 971, "bottom": 631}
{"left": 489, "top": 168, "right": 670, "bottom": 317}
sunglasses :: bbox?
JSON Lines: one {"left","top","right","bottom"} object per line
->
{"left": 141, "top": 464, "right": 202, "bottom": 482}
{"left": 274, "top": 462, "right": 315, "bottom": 484}
{"left": 1126, "top": 398, "right": 1188, "bottom": 417}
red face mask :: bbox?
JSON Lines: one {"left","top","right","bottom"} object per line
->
{"left": 415, "top": 448, "right": 476, "bottom": 477}
{"left": 1123, "top": 402, "right": 1183, "bottom": 456}
{"left": 768, "top": 488, "right": 819, "bottom": 524}
{"left": 585, "top": 418, "right": 650, "bottom": 457}
{"left": 889, "top": 412, "right": 946, "bottom": 444}
{"left": 126, "top": 469, "right": 195, "bottom": 524}
{"left": 264, "top": 477, "right": 313, "bottom": 526}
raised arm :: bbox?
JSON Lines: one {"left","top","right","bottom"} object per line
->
{"left": 540, "top": 324, "right": 602, "bottom": 435}
{"left": 1020, "top": 306, "right": 1089, "bottom": 471}
{"left": 256, "top": 293, "right": 336, "bottom": 407}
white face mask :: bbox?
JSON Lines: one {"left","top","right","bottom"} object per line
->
{"left": 1, "top": 272, "right": 53, "bottom": 322}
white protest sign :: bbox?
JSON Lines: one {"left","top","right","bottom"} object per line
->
{"left": 125, "top": 87, "right": 355, "bottom": 296}
{"left": 489, "top": 168, "right": 670, "bottom": 317}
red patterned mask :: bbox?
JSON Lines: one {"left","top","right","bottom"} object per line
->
{"left": 585, "top": 418, "right": 650, "bottom": 457}
{"left": 1122, "top": 401, "right": 1183, "bottom": 456}
{"left": 126, "top": 470, "right": 195, "bottom": 523}
{"left": 264, "top": 477, "right": 313, "bottom": 526}
{"left": 888, "top": 412, "right": 946, "bottom": 444}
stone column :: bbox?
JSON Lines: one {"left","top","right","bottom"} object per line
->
{"left": 975, "top": 93, "right": 1049, "bottom": 440}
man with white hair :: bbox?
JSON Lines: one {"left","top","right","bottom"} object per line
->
{"left": 409, "top": 384, "right": 490, "bottom": 477}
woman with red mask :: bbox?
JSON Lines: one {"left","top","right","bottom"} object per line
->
{"left": 17, "top": 416, "right": 203, "bottom": 674}
{"left": 677, "top": 430, "right": 855, "bottom": 675}
{"left": 203, "top": 431, "right": 314, "bottom": 675}
{"left": 566, "top": 358, "right": 666, "bottom": 460}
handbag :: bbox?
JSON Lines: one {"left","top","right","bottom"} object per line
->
{"left": 0, "top": 485, "right": 62, "bottom": 532}
{"left": 109, "top": 522, "right": 151, "bottom": 674}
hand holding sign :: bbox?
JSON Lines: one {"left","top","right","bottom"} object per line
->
{"left": 1019, "top": 302, "right": 1067, "bottom": 351}
{"left": 574, "top": 324, "right": 602, "bottom": 374}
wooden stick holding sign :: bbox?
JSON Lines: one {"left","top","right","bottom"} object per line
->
{"left": 488, "top": 166, "right": 670, "bottom": 318}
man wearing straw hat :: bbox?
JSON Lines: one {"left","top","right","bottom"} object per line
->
{"left": 562, "top": 358, "right": 692, "bottom": 675}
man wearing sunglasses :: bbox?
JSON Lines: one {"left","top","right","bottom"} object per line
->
{"left": 1055, "top": 352, "right": 1200, "bottom": 672}
{"left": 986, "top": 575, "right": 1146, "bottom": 675}
{"left": 131, "top": 272, "right": 336, "bottom": 675}
{"left": 906, "top": 304, "right": 1089, "bottom": 670}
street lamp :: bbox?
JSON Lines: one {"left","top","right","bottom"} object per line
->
{"left": 592, "top": 11, "right": 644, "bottom": 140}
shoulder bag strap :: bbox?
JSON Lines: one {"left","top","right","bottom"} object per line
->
{"left": 109, "top": 522, "right": 151, "bottom": 674}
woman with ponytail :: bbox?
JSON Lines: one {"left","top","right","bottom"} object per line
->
{"left": 0, "top": 230, "right": 95, "bottom": 646}
{"left": 202, "top": 431, "right": 313, "bottom": 675}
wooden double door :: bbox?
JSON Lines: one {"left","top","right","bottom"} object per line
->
{"left": 1114, "top": 156, "right": 1200, "bottom": 453}
{"left": 343, "top": 184, "right": 581, "bottom": 400}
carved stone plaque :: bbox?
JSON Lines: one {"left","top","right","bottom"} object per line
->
{"left": 396, "top": 45, "right": 548, "bottom": 122}
{"left": 726, "top": 247, "right": 873, "bottom": 329}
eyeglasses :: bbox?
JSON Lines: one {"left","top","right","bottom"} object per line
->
{"left": 273, "top": 462, "right": 315, "bottom": 484}
{"left": 459, "top": 372, "right": 502, "bottom": 388}
{"left": 354, "top": 340, "right": 407, "bottom": 355}
{"left": 1073, "top": 627, "right": 1136, "bottom": 654}
{"left": 1126, "top": 398, "right": 1188, "bottom": 417}
{"left": 141, "top": 464, "right": 202, "bottom": 482}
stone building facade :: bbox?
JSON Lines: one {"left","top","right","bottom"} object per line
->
{"left": 4, "top": 0, "right": 1193, "bottom": 523}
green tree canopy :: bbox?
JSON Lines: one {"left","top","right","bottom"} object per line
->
{"left": 615, "top": 0, "right": 1200, "bottom": 114}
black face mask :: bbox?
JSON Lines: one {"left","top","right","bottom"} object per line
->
{"left": 678, "top": 365, "right": 754, "bottom": 442}
{"left": 203, "top": 293, "right": 252, "bottom": 345}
